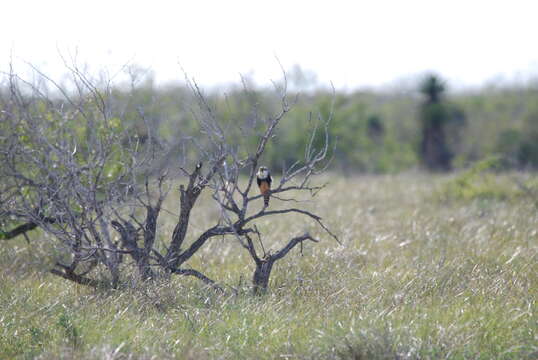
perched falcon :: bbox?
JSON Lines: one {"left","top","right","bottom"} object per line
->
{"left": 256, "top": 166, "right": 272, "bottom": 206}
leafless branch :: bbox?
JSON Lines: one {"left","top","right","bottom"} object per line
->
{"left": 1, "top": 61, "right": 338, "bottom": 293}
{"left": 168, "top": 267, "right": 225, "bottom": 294}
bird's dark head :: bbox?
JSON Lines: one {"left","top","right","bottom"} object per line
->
{"left": 257, "top": 166, "right": 270, "bottom": 179}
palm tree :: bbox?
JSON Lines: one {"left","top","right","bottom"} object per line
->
{"left": 419, "top": 74, "right": 452, "bottom": 171}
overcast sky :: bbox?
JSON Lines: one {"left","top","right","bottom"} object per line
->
{"left": 2, "top": 0, "right": 538, "bottom": 90}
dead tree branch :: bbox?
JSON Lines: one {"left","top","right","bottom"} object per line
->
{"left": 251, "top": 233, "right": 319, "bottom": 294}
{"left": 1, "top": 62, "right": 337, "bottom": 294}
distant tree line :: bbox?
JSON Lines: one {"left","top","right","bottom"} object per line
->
{"left": 2, "top": 70, "right": 537, "bottom": 174}
{"left": 103, "top": 72, "right": 537, "bottom": 173}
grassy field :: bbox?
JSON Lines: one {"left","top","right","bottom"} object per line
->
{"left": 1, "top": 174, "right": 536, "bottom": 359}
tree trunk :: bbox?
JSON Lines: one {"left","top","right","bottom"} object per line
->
{"left": 111, "top": 220, "right": 154, "bottom": 281}
{"left": 252, "top": 260, "right": 274, "bottom": 295}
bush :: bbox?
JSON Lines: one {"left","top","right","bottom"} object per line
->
{"left": 436, "top": 157, "right": 524, "bottom": 202}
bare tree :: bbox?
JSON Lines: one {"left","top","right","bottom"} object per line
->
{"left": 0, "top": 63, "right": 337, "bottom": 293}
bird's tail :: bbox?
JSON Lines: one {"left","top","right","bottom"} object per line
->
{"left": 263, "top": 192, "right": 270, "bottom": 207}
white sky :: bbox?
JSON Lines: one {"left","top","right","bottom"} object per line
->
{"left": 2, "top": 0, "right": 538, "bottom": 90}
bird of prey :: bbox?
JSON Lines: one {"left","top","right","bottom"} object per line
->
{"left": 256, "top": 166, "right": 272, "bottom": 206}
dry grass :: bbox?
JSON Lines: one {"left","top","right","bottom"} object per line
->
{"left": 1, "top": 173, "right": 537, "bottom": 359}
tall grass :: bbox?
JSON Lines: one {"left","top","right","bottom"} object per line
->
{"left": 1, "top": 174, "right": 536, "bottom": 359}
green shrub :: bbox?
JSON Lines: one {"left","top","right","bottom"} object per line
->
{"left": 437, "top": 157, "right": 522, "bottom": 202}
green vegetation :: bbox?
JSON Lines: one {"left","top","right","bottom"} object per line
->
{"left": 4, "top": 72, "right": 537, "bottom": 175}
{"left": 99, "top": 76, "right": 538, "bottom": 173}
{"left": 1, "top": 175, "right": 536, "bottom": 359}
{"left": 436, "top": 157, "right": 538, "bottom": 202}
